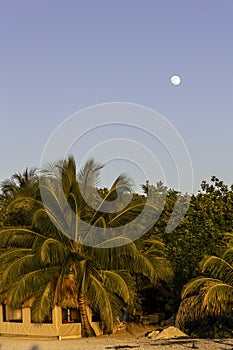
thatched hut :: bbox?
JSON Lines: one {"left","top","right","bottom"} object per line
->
{"left": 0, "top": 275, "right": 102, "bottom": 339}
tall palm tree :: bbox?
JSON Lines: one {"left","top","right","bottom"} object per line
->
{"left": 176, "top": 234, "right": 233, "bottom": 328}
{"left": 0, "top": 156, "right": 172, "bottom": 337}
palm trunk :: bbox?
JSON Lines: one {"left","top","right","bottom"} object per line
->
{"left": 78, "top": 293, "right": 96, "bottom": 337}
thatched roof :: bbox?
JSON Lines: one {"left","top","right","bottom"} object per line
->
{"left": 59, "top": 275, "right": 78, "bottom": 309}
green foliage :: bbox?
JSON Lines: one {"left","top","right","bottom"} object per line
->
{"left": 0, "top": 168, "right": 40, "bottom": 227}
{"left": 183, "top": 316, "right": 233, "bottom": 338}
{"left": 159, "top": 177, "right": 233, "bottom": 312}
{"left": 0, "top": 157, "right": 170, "bottom": 337}
{"left": 176, "top": 233, "right": 233, "bottom": 332}
{"left": 1, "top": 161, "right": 233, "bottom": 337}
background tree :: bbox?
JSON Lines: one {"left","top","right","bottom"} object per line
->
{"left": 139, "top": 177, "right": 233, "bottom": 315}
{"left": 0, "top": 168, "right": 39, "bottom": 227}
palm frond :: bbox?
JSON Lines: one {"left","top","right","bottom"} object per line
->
{"left": 0, "top": 227, "right": 45, "bottom": 248}
{"left": 222, "top": 247, "right": 233, "bottom": 265}
{"left": 89, "top": 174, "right": 134, "bottom": 225}
{"left": 40, "top": 238, "right": 71, "bottom": 265}
{"left": 181, "top": 277, "right": 221, "bottom": 299}
{"left": 201, "top": 255, "right": 233, "bottom": 285}
{"left": 78, "top": 158, "right": 103, "bottom": 190}
{"left": 88, "top": 275, "right": 115, "bottom": 332}
{"left": 203, "top": 282, "right": 233, "bottom": 314}
{"left": 129, "top": 252, "right": 156, "bottom": 283}
{"left": 88, "top": 239, "right": 137, "bottom": 269}
{"left": 31, "top": 282, "right": 53, "bottom": 323}
{"left": 4, "top": 267, "right": 60, "bottom": 307}
{"left": 102, "top": 270, "right": 130, "bottom": 303}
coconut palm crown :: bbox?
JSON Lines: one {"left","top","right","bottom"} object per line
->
{"left": 176, "top": 233, "right": 233, "bottom": 328}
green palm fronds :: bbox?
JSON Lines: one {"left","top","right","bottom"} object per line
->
{"left": 176, "top": 235, "right": 233, "bottom": 328}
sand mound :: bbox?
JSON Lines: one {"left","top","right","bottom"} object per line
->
{"left": 148, "top": 326, "right": 188, "bottom": 340}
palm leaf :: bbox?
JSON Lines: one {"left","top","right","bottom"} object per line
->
{"left": 102, "top": 270, "right": 130, "bottom": 303}
{"left": 31, "top": 282, "right": 53, "bottom": 323}
{"left": 201, "top": 255, "right": 233, "bottom": 285}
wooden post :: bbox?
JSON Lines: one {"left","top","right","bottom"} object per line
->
{"left": 53, "top": 305, "right": 62, "bottom": 336}
{"left": 22, "top": 308, "right": 31, "bottom": 325}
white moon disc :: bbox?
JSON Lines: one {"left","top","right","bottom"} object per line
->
{"left": 170, "top": 75, "right": 181, "bottom": 86}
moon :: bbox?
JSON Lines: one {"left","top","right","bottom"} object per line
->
{"left": 170, "top": 75, "right": 181, "bottom": 86}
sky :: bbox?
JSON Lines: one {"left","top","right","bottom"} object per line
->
{"left": 1, "top": 0, "right": 233, "bottom": 194}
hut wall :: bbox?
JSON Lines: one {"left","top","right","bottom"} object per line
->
{"left": 0, "top": 305, "right": 102, "bottom": 339}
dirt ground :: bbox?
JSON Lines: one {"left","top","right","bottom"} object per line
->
{"left": 0, "top": 323, "right": 232, "bottom": 350}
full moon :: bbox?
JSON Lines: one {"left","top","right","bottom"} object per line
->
{"left": 170, "top": 75, "right": 181, "bottom": 86}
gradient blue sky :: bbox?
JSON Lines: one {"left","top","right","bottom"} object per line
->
{"left": 1, "top": 0, "right": 233, "bottom": 193}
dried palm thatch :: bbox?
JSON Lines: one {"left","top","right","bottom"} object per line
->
{"left": 59, "top": 275, "right": 78, "bottom": 309}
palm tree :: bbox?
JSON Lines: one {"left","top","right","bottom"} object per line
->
{"left": 176, "top": 234, "right": 233, "bottom": 329}
{"left": 0, "top": 226, "right": 132, "bottom": 337}
{"left": 0, "top": 168, "right": 38, "bottom": 202}
{"left": 0, "top": 168, "right": 39, "bottom": 226}
{"left": 0, "top": 156, "right": 172, "bottom": 337}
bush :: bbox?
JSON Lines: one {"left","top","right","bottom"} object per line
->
{"left": 184, "top": 316, "right": 233, "bottom": 338}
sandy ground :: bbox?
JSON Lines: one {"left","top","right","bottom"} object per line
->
{"left": 0, "top": 324, "right": 232, "bottom": 350}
